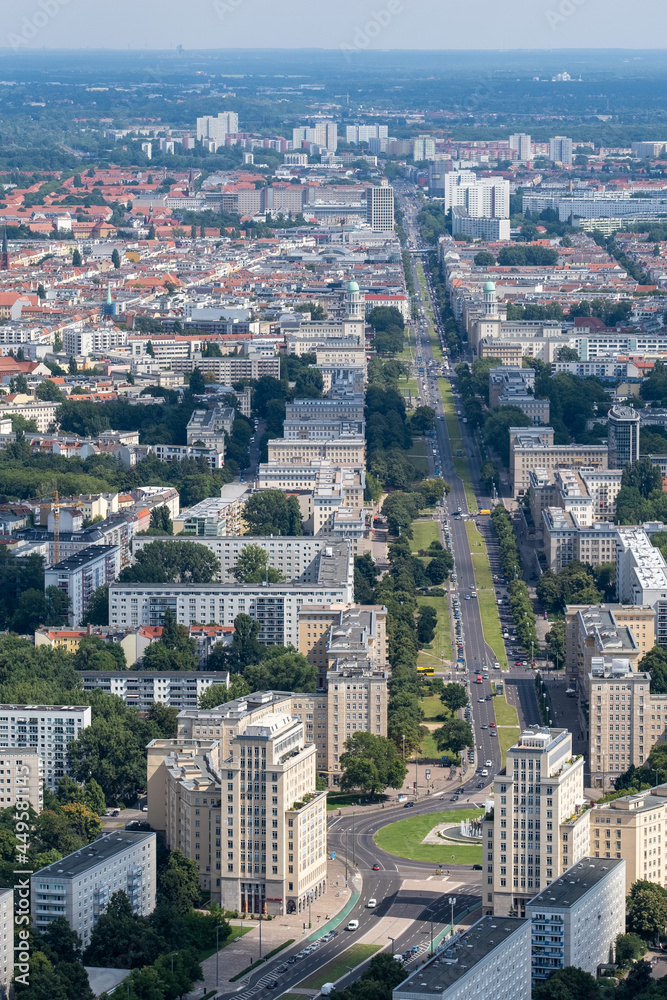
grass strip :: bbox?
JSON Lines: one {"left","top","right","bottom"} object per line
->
{"left": 300, "top": 944, "right": 381, "bottom": 988}
{"left": 497, "top": 727, "right": 521, "bottom": 768}
{"left": 465, "top": 522, "right": 508, "bottom": 670}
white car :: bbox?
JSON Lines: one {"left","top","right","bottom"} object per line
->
{"left": 485, "top": 759, "right": 493, "bottom": 767}
{"left": 367, "top": 898, "right": 377, "bottom": 908}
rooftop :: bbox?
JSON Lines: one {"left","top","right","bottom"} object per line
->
{"left": 33, "top": 831, "right": 154, "bottom": 880}
{"left": 527, "top": 857, "right": 624, "bottom": 910}
{"left": 394, "top": 916, "right": 528, "bottom": 999}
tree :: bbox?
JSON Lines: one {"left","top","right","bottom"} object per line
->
{"left": 142, "top": 608, "right": 198, "bottom": 672}
{"left": 198, "top": 675, "right": 250, "bottom": 710}
{"left": 425, "top": 551, "right": 453, "bottom": 585}
{"left": 474, "top": 251, "right": 496, "bottom": 266}
{"left": 440, "top": 683, "right": 468, "bottom": 714}
{"left": 557, "top": 346, "right": 580, "bottom": 361}
{"left": 68, "top": 356, "right": 78, "bottom": 376}
{"left": 243, "top": 491, "right": 302, "bottom": 536}
{"left": 223, "top": 613, "right": 264, "bottom": 673}
{"left": 36, "top": 379, "right": 64, "bottom": 402}
{"left": 434, "top": 718, "right": 474, "bottom": 755}
{"left": 640, "top": 645, "right": 667, "bottom": 694}
{"left": 354, "top": 553, "right": 380, "bottom": 604}
{"left": 146, "top": 703, "right": 179, "bottom": 738}
{"left": 145, "top": 505, "right": 173, "bottom": 535}
{"left": 418, "top": 478, "right": 447, "bottom": 507}
{"left": 416, "top": 605, "right": 437, "bottom": 644}
{"left": 83, "top": 890, "right": 165, "bottom": 968}
{"left": 145, "top": 339, "right": 155, "bottom": 357}
{"left": 119, "top": 540, "right": 220, "bottom": 585}
{"left": 189, "top": 368, "right": 206, "bottom": 395}
{"left": 410, "top": 406, "right": 435, "bottom": 434}
{"left": 532, "top": 966, "right": 601, "bottom": 1000}
{"left": 82, "top": 585, "right": 109, "bottom": 626}
{"left": 72, "top": 247, "right": 82, "bottom": 267}
{"left": 157, "top": 849, "right": 201, "bottom": 913}
{"left": 627, "top": 880, "right": 667, "bottom": 942}
{"left": 73, "top": 635, "right": 126, "bottom": 672}
{"left": 37, "top": 282, "right": 47, "bottom": 300}
{"left": 11, "top": 586, "right": 70, "bottom": 634}
{"left": 245, "top": 651, "right": 316, "bottom": 693}
{"left": 233, "top": 544, "right": 283, "bottom": 584}
{"left": 41, "top": 915, "right": 83, "bottom": 964}
{"left": 340, "top": 732, "right": 407, "bottom": 796}
{"left": 111, "top": 248, "right": 121, "bottom": 269}
{"left": 544, "top": 619, "right": 565, "bottom": 667}
{"left": 615, "top": 932, "right": 647, "bottom": 967}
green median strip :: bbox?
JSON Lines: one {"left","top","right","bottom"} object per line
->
{"left": 439, "top": 381, "right": 477, "bottom": 512}
{"left": 299, "top": 944, "right": 381, "bottom": 989}
{"left": 229, "top": 939, "right": 295, "bottom": 981}
{"left": 464, "top": 521, "right": 508, "bottom": 670}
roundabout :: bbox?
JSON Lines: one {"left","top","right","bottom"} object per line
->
{"left": 373, "top": 808, "right": 484, "bottom": 866}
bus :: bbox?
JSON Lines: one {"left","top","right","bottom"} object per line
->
{"left": 479, "top": 509, "right": 491, "bottom": 515}
{"left": 418, "top": 667, "right": 435, "bottom": 677}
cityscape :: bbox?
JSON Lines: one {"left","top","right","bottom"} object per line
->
{"left": 2, "top": 8, "right": 667, "bottom": 1000}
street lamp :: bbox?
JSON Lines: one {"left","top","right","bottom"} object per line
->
{"left": 448, "top": 896, "right": 456, "bottom": 937}
{"left": 402, "top": 734, "right": 406, "bottom": 764}
{"left": 307, "top": 891, "right": 313, "bottom": 930}
{"left": 425, "top": 907, "right": 435, "bottom": 955}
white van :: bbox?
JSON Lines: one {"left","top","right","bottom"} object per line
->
{"left": 347, "top": 919, "right": 359, "bottom": 931}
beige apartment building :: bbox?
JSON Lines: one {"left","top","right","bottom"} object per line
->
{"left": 509, "top": 426, "right": 608, "bottom": 497}
{"left": 0, "top": 748, "right": 42, "bottom": 813}
{"left": 542, "top": 508, "right": 618, "bottom": 573}
{"left": 484, "top": 728, "right": 590, "bottom": 917}
{"left": 147, "top": 712, "right": 327, "bottom": 915}
{"left": 588, "top": 659, "right": 667, "bottom": 784}
{"left": 589, "top": 784, "right": 667, "bottom": 892}
{"left": 564, "top": 605, "right": 646, "bottom": 692}
{"left": 298, "top": 604, "right": 388, "bottom": 675}
{"left": 267, "top": 437, "right": 366, "bottom": 468}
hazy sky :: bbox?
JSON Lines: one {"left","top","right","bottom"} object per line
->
{"left": 4, "top": 0, "right": 667, "bottom": 51}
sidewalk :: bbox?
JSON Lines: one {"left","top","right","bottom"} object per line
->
{"left": 192, "top": 859, "right": 358, "bottom": 996}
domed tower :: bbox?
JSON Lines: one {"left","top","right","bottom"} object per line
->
{"left": 345, "top": 279, "right": 363, "bottom": 319}
{"left": 483, "top": 280, "right": 497, "bottom": 317}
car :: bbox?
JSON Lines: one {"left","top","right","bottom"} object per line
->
{"left": 465, "top": 595, "right": 470, "bottom": 600}
{"left": 481, "top": 723, "right": 488, "bottom": 729}
{"left": 403, "top": 801, "right": 415, "bottom": 808}
{"left": 411, "top": 945, "right": 421, "bottom": 953}
{"left": 288, "top": 956, "right": 297, "bottom": 964}
{"left": 490, "top": 730, "right": 497, "bottom": 737}
{"left": 277, "top": 964, "right": 289, "bottom": 972}
{"left": 347, "top": 920, "right": 359, "bottom": 931}
{"left": 490, "top": 722, "right": 496, "bottom": 727}
{"left": 472, "top": 864, "right": 483, "bottom": 870}
{"left": 367, "top": 898, "right": 377, "bottom": 908}
{"left": 266, "top": 982, "right": 279, "bottom": 990}
{"left": 478, "top": 697, "right": 485, "bottom": 703}
{"left": 477, "top": 781, "right": 484, "bottom": 788}
{"left": 485, "top": 759, "right": 493, "bottom": 767}
{"left": 515, "top": 660, "right": 522, "bottom": 666}
{"left": 373, "top": 864, "right": 381, "bottom": 870}
{"left": 481, "top": 769, "right": 488, "bottom": 776}
{"left": 297, "top": 950, "right": 307, "bottom": 959}
{"left": 450, "top": 794, "right": 458, "bottom": 800}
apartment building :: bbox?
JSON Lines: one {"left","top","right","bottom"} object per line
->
{"left": 549, "top": 136, "right": 573, "bottom": 165}
{"left": 147, "top": 712, "right": 327, "bottom": 915}
{"left": 172, "top": 355, "right": 281, "bottom": 382}
{"left": 79, "top": 670, "right": 228, "bottom": 711}
{"left": 298, "top": 604, "right": 388, "bottom": 674}
{"left": 366, "top": 184, "right": 394, "bottom": 232}
{"left": 44, "top": 544, "right": 121, "bottom": 626}
{"left": 443, "top": 171, "right": 510, "bottom": 217}
{"left": 0, "top": 400, "right": 57, "bottom": 432}
{"left": 257, "top": 461, "right": 365, "bottom": 498}
{"left": 393, "top": 916, "right": 531, "bottom": 1000}
{"left": 0, "top": 889, "right": 11, "bottom": 997}
{"left": 109, "top": 573, "right": 354, "bottom": 649}
{"left": 525, "top": 857, "right": 625, "bottom": 984}
{"left": 266, "top": 437, "right": 366, "bottom": 468}
{"left": 484, "top": 728, "right": 590, "bottom": 917}
{"left": 35, "top": 623, "right": 159, "bottom": 667}
{"left": 542, "top": 508, "right": 618, "bottom": 573}
{"left": 146, "top": 443, "right": 225, "bottom": 471}
{"left": 587, "top": 658, "right": 667, "bottom": 784}
{"left": 565, "top": 604, "right": 654, "bottom": 685}
{"left": 451, "top": 209, "right": 511, "bottom": 241}
{"left": 530, "top": 468, "right": 625, "bottom": 537}
{"left": 0, "top": 748, "right": 43, "bottom": 813}
{"left": 589, "top": 783, "right": 667, "bottom": 891}
{"left": 616, "top": 526, "right": 667, "bottom": 647}
{"left": 186, "top": 406, "right": 235, "bottom": 450}
{"left": 0, "top": 704, "right": 91, "bottom": 789}
{"left": 132, "top": 535, "right": 352, "bottom": 589}
{"left": 172, "top": 487, "right": 251, "bottom": 537}
{"left": 510, "top": 426, "right": 608, "bottom": 497}
{"left": 31, "top": 831, "right": 156, "bottom": 946}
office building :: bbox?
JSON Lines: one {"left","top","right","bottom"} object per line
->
{"left": 548, "top": 136, "right": 573, "bottom": 165}
{"left": 510, "top": 133, "right": 532, "bottom": 161}
{"left": 147, "top": 710, "right": 327, "bottom": 914}
{"left": 31, "top": 831, "right": 156, "bottom": 946}
{"left": 0, "top": 704, "right": 91, "bottom": 790}
{"left": 484, "top": 728, "right": 590, "bottom": 917}
{"left": 393, "top": 916, "right": 531, "bottom": 1000}
{"left": 44, "top": 544, "right": 121, "bottom": 627}
{"left": 526, "top": 857, "right": 625, "bottom": 984}
{"left": 293, "top": 124, "right": 337, "bottom": 152}
{"left": 413, "top": 135, "right": 436, "bottom": 161}
{"left": 590, "top": 783, "right": 667, "bottom": 891}
{"left": 79, "top": 670, "right": 229, "bottom": 712}
{"left": 346, "top": 124, "right": 388, "bottom": 143}
{"left": 608, "top": 405, "right": 640, "bottom": 470}
{"left": 0, "top": 748, "right": 43, "bottom": 814}
{"left": 0, "top": 888, "right": 11, "bottom": 997}
{"left": 633, "top": 142, "right": 667, "bottom": 159}
{"left": 366, "top": 184, "right": 394, "bottom": 232}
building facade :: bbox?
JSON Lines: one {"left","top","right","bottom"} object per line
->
{"left": 31, "top": 831, "right": 157, "bottom": 946}
{"left": 44, "top": 544, "right": 121, "bottom": 627}
{"left": 608, "top": 405, "right": 640, "bottom": 470}
{"left": 0, "top": 704, "right": 91, "bottom": 790}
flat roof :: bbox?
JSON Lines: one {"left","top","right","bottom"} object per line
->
{"left": 33, "top": 831, "right": 154, "bottom": 880}
{"left": 394, "top": 916, "right": 528, "bottom": 998}
{"left": 527, "top": 857, "right": 624, "bottom": 910}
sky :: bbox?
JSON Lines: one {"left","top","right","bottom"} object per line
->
{"left": 3, "top": 0, "right": 667, "bottom": 52}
